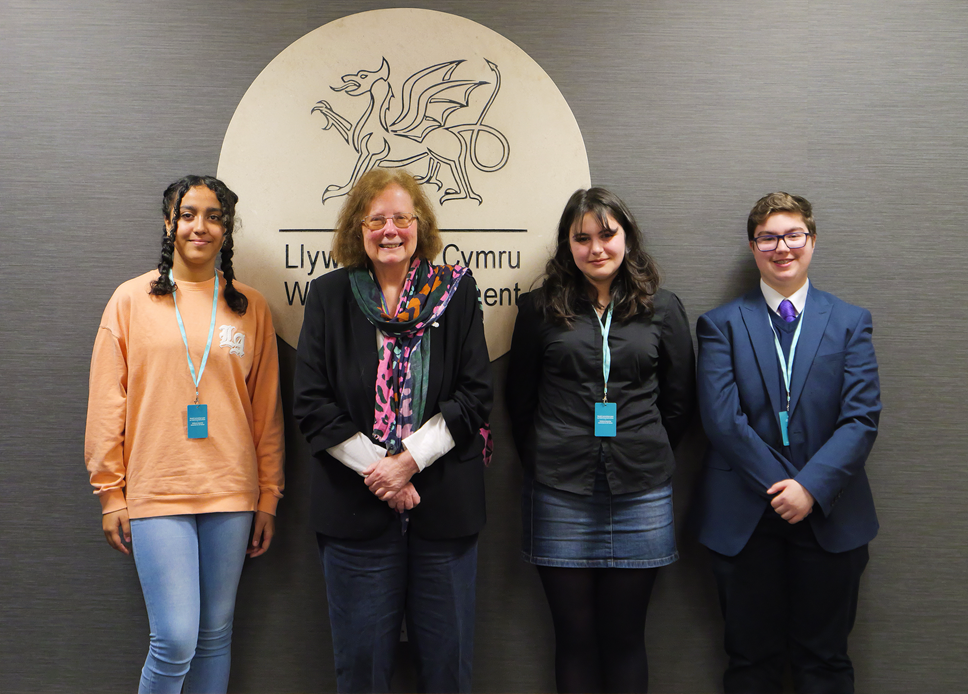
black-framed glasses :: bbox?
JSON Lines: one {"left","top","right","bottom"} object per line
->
{"left": 362, "top": 213, "right": 418, "bottom": 231}
{"left": 754, "top": 230, "right": 812, "bottom": 252}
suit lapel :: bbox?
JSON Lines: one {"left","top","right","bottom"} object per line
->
{"left": 740, "top": 291, "right": 783, "bottom": 417}
{"left": 349, "top": 294, "right": 379, "bottom": 407}
{"left": 425, "top": 318, "right": 443, "bottom": 425}
{"left": 789, "top": 287, "right": 831, "bottom": 416}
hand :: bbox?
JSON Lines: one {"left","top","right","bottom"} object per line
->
{"left": 767, "top": 479, "right": 815, "bottom": 524}
{"left": 363, "top": 450, "right": 419, "bottom": 501}
{"left": 247, "top": 511, "right": 275, "bottom": 558}
{"left": 388, "top": 482, "right": 421, "bottom": 512}
{"left": 102, "top": 509, "right": 131, "bottom": 555}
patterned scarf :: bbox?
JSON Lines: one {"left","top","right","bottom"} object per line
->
{"left": 350, "top": 258, "right": 490, "bottom": 462}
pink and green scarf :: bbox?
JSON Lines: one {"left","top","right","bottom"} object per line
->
{"left": 350, "top": 258, "right": 491, "bottom": 462}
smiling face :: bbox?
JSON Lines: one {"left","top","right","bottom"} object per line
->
{"left": 169, "top": 185, "right": 225, "bottom": 281}
{"left": 750, "top": 211, "right": 816, "bottom": 295}
{"left": 362, "top": 183, "right": 418, "bottom": 274}
{"left": 570, "top": 211, "right": 627, "bottom": 301}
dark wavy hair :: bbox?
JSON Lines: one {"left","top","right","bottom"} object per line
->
{"left": 150, "top": 175, "right": 248, "bottom": 315}
{"left": 330, "top": 169, "right": 443, "bottom": 268}
{"left": 535, "top": 187, "right": 661, "bottom": 326}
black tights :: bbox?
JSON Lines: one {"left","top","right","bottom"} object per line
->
{"left": 537, "top": 566, "right": 659, "bottom": 694}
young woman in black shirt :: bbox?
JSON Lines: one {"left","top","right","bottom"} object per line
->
{"left": 507, "top": 187, "right": 695, "bottom": 693}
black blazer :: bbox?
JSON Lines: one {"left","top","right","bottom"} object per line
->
{"left": 506, "top": 287, "right": 695, "bottom": 495}
{"left": 293, "top": 268, "right": 493, "bottom": 540}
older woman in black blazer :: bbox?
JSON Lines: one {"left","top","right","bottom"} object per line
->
{"left": 294, "top": 169, "right": 492, "bottom": 693}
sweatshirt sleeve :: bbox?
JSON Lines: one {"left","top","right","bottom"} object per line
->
{"left": 247, "top": 302, "right": 286, "bottom": 515}
{"left": 84, "top": 314, "right": 129, "bottom": 514}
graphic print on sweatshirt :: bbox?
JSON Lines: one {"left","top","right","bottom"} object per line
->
{"left": 219, "top": 325, "right": 246, "bottom": 357}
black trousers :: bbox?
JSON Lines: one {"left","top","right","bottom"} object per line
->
{"left": 709, "top": 511, "right": 869, "bottom": 694}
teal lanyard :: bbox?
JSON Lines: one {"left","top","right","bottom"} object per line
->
{"left": 769, "top": 305, "right": 803, "bottom": 412}
{"left": 599, "top": 300, "right": 614, "bottom": 403}
{"left": 170, "top": 271, "right": 219, "bottom": 404}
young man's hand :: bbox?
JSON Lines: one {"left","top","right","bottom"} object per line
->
{"left": 767, "top": 479, "right": 814, "bottom": 523}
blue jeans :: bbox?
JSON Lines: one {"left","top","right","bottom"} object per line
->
{"left": 130, "top": 512, "right": 252, "bottom": 694}
{"left": 317, "top": 518, "right": 478, "bottom": 693}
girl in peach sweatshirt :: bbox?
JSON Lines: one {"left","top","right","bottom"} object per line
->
{"left": 85, "top": 175, "right": 284, "bottom": 694}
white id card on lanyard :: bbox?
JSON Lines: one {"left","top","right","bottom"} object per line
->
{"left": 171, "top": 271, "right": 219, "bottom": 439}
{"left": 594, "top": 301, "right": 617, "bottom": 437}
{"left": 769, "top": 306, "right": 803, "bottom": 447}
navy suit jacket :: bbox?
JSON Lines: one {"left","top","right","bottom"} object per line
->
{"left": 693, "top": 285, "right": 880, "bottom": 556}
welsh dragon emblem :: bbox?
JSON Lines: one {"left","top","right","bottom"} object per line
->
{"left": 311, "top": 58, "right": 510, "bottom": 205}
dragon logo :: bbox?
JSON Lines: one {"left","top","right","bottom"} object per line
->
{"left": 311, "top": 58, "right": 510, "bottom": 205}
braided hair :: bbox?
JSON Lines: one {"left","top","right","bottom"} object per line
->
{"left": 150, "top": 175, "right": 248, "bottom": 316}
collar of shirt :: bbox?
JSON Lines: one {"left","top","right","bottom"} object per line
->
{"left": 760, "top": 278, "right": 809, "bottom": 317}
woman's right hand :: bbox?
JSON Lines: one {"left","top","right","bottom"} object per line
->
{"left": 102, "top": 509, "right": 131, "bottom": 555}
{"left": 388, "top": 482, "right": 421, "bottom": 512}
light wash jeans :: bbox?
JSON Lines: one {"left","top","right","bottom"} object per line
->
{"left": 130, "top": 512, "right": 252, "bottom": 694}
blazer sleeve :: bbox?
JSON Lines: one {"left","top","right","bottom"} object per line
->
{"left": 794, "top": 308, "right": 881, "bottom": 515}
{"left": 505, "top": 292, "right": 542, "bottom": 461}
{"left": 293, "top": 278, "right": 365, "bottom": 457}
{"left": 436, "top": 275, "right": 493, "bottom": 451}
{"left": 697, "top": 311, "right": 802, "bottom": 496}
{"left": 656, "top": 291, "right": 696, "bottom": 450}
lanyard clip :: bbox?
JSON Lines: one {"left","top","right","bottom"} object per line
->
{"left": 194, "top": 390, "right": 200, "bottom": 405}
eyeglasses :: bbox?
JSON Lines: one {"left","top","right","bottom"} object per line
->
{"left": 362, "top": 213, "right": 418, "bottom": 231}
{"left": 753, "top": 230, "right": 812, "bottom": 252}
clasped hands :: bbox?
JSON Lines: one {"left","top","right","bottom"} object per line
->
{"left": 767, "top": 478, "right": 815, "bottom": 524}
{"left": 364, "top": 449, "right": 421, "bottom": 512}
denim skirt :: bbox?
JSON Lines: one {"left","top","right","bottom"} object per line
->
{"left": 522, "top": 465, "right": 678, "bottom": 569}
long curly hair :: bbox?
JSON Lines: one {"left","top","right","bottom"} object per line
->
{"left": 150, "top": 175, "right": 248, "bottom": 315}
{"left": 536, "top": 187, "right": 661, "bottom": 326}
{"left": 330, "top": 169, "right": 443, "bottom": 268}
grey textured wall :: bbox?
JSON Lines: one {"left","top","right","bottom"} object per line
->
{"left": 2, "top": 1, "right": 966, "bottom": 692}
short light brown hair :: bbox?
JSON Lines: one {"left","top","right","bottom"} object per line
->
{"left": 747, "top": 192, "right": 816, "bottom": 241}
{"left": 331, "top": 169, "right": 443, "bottom": 268}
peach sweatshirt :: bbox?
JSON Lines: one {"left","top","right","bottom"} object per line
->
{"left": 85, "top": 271, "right": 284, "bottom": 519}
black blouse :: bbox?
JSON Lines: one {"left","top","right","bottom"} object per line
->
{"left": 506, "top": 287, "right": 695, "bottom": 495}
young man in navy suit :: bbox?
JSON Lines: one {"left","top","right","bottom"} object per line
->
{"left": 694, "top": 193, "right": 881, "bottom": 694}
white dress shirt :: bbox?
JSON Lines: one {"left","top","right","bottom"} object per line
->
{"left": 760, "top": 278, "right": 810, "bottom": 318}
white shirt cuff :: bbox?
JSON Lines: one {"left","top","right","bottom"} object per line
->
{"left": 403, "top": 412, "right": 456, "bottom": 471}
{"left": 327, "top": 432, "right": 387, "bottom": 475}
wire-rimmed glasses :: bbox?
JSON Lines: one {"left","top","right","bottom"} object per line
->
{"left": 362, "top": 213, "right": 418, "bottom": 230}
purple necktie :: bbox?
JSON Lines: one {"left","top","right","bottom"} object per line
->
{"left": 778, "top": 299, "right": 797, "bottom": 323}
